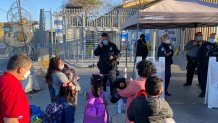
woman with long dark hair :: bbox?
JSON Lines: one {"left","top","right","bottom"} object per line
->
{"left": 45, "top": 56, "right": 70, "bottom": 102}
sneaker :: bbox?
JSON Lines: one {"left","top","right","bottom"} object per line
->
{"left": 183, "top": 82, "right": 192, "bottom": 86}
{"left": 165, "top": 92, "right": 172, "bottom": 96}
{"left": 198, "top": 93, "right": 205, "bottom": 98}
{"left": 26, "top": 89, "right": 41, "bottom": 94}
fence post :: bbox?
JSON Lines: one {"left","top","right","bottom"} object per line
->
{"left": 76, "top": 40, "right": 79, "bottom": 63}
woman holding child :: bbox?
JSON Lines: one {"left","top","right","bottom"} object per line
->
{"left": 45, "top": 56, "right": 80, "bottom": 104}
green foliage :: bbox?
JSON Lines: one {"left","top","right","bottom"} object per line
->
{"left": 87, "top": 43, "right": 94, "bottom": 56}
{"left": 73, "top": 0, "right": 103, "bottom": 8}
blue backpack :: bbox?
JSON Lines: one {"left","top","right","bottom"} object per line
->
{"left": 43, "top": 97, "right": 66, "bottom": 123}
{"left": 30, "top": 105, "right": 44, "bottom": 118}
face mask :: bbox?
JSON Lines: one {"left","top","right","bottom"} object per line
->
{"left": 23, "top": 70, "right": 31, "bottom": 79}
{"left": 208, "top": 38, "right": 215, "bottom": 44}
{"left": 102, "top": 40, "right": 109, "bottom": 45}
{"left": 196, "top": 36, "right": 203, "bottom": 41}
{"left": 59, "top": 64, "right": 64, "bottom": 70}
{"left": 164, "top": 39, "right": 171, "bottom": 44}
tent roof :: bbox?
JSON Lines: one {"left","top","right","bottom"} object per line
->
{"left": 122, "top": 0, "right": 218, "bottom": 29}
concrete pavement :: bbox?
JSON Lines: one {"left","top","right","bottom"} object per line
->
{"left": 0, "top": 51, "right": 216, "bottom": 122}
{"left": 28, "top": 62, "right": 124, "bottom": 123}
{"left": 4, "top": 54, "right": 216, "bottom": 123}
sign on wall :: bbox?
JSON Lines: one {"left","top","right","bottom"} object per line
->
{"left": 54, "top": 16, "right": 63, "bottom": 43}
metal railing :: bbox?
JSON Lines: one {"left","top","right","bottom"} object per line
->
{"left": 37, "top": 5, "right": 139, "bottom": 62}
{"left": 64, "top": 7, "right": 138, "bottom": 28}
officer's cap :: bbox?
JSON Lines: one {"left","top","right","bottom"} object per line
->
{"left": 140, "top": 34, "right": 145, "bottom": 38}
{"left": 101, "top": 33, "right": 109, "bottom": 37}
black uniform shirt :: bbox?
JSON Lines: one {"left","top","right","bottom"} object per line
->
{"left": 158, "top": 43, "right": 174, "bottom": 66}
{"left": 94, "top": 42, "right": 120, "bottom": 72}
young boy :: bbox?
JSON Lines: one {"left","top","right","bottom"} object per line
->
{"left": 127, "top": 76, "right": 173, "bottom": 123}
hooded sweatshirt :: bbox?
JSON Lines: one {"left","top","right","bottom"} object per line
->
{"left": 127, "top": 96, "right": 173, "bottom": 123}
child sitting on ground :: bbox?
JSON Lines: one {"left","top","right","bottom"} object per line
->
{"left": 84, "top": 74, "right": 108, "bottom": 123}
{"left": 127, "top": 76, "right": 173, "bottom": 123}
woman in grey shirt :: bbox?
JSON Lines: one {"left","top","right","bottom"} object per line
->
{"left": 45, "top": 56, "right": 71, "bottom": 102}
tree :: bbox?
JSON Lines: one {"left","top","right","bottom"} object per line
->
{"left": 70, "top": 0, "right": 103, "bottom": 8}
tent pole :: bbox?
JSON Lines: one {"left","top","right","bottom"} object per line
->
{"left": 216, "top": 26, "right": 218, "bottom": 34}
{"left": 152, "top": 29, "right": 157, "bottom": 58}
{"left": 132, "top": 0, "right": 142, "bottom": 78}
{"left": 132, "top": 13, "right": 140, "bottom": 79}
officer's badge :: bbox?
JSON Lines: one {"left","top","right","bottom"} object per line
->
{"left": 161, "top": 47, "right": 165, "bottom": 51}
{"left": 110, "top": 47, "right": 113, "bottom": 51}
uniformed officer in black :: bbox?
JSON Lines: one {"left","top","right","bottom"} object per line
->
{"left": 94, "top": 33, "right": 120, "bottom": 96}
{"left": 136, "top": 34, "right": 148, "bottom": 60}
{"left": 183, "top": 32, "right": 204, "bottom": 86}
{"left": 158, "top": 34, "right": 174, "bottom": 96}
{"left": 197, "top": 33, "right": 218, "bottom": 97}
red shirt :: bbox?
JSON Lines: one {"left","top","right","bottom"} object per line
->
{"left": 0, "top": 72, "right": 30, "bottom": 123}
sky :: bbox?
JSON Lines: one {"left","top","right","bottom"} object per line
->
{"left": 0, "top": 0, "right": 63, "bottom": 22}
{"left": 0, "top": 0, "right": 123, "bottom": 22}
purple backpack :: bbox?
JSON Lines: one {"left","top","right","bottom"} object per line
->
{"left": 84, "top": 91, "right": 108, "bottom": 123}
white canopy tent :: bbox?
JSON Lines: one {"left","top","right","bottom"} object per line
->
{"left": 121, "top": 0, "right": 218, "bottom": 106}
{"left": 124, "top": 0, "right": 218, "bottom": 79}
{"left": 122, "top": 0, "right": 218, "bottom": 29}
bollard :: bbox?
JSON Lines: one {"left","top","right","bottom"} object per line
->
{"left": 117, "top": 99, "right": 123, "bottom": 113}
{"left": 91, "top": 49, "right": 94, "bottom": 65}
{"left": 123, "top": 67, "right": 127, "bottom": 79}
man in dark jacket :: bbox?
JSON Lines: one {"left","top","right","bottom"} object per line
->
{"left": 94, "top": 33, "right": 120, "bottom": 96}
{"left": 136, "top": 34, "right": 148, "bottom": 60}
{"left": 158, "top": 34, "right": 174, "bottom": 96}
{"left": 197, "top": 33, "right": 218, "bottom": 97}
{"left": 183, "top": 32, "right": 204, "bottom": 87}
{"left": 127, "top": 76, "right": 173, "bottom": 123}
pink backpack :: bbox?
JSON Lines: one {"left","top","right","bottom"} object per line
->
{"left": 84, "top": 91, "right": 108, "bottom": 123}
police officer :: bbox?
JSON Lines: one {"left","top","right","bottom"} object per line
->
{"left": 197, "top": 33, "right": 218, "bottom": 97}
{"left": 183, "top": 32, "right": 204, "bottom": 86}
{"left": 158, "top": 34, "right": 174, "bottom": 96}
{"left": 136, "top": 34, "right": 148, "bottom": 60}
{"left": 94, "top": 33, "right": 120, "bottom": 96}
{"left": 208, "top": 35, "right": 218, "bottom": 58}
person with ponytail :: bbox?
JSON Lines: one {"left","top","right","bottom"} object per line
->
{"left": 44, "top": 82, "right": 76, "bottom": 123}
{"left": 59, "top": 82, "right": 76, "bottom": 123}
{"left": 84, "top": 74, "right": 108, "bottom": 123}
